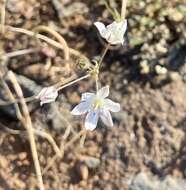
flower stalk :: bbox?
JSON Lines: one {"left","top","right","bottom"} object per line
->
{"left": 95, "top": 44, "right": 110, "bottom": 91}
{"left": 57, "top": 74, "right": 90, "bottom": 91}
{"left": 121, "top": 0, "right": 128, "bottom": 20}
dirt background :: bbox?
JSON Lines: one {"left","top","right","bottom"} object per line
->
{"left": 0, "top": 0, "right": 186, "bottom": 190}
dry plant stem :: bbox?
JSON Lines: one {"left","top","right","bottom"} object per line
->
{"left": 43, "top": 129, "right": 86, "bottom": 174}
{"left": 57, "top": 74, "right": 90, "bottom": 91}
{"left": 80, "top": 132, "right": 86, "bottom": 148}
{"left": 0, "top": 95, "right": 36, "bottom": 106}
{"left": 34, "top": 25, "right": 70, "bottom": 61}
{"left": 65, "top": 130, "right": 85, "bottom": 150}
{"left": 0, "top": 0, "right": 6, "bottom": 34}
{"left": 0, "top": 48, "right": 38, "bottom": 59}
{"left": 0, "top": 123, "right": 22, "bottom": 135}
{"left": 8, "top": 71, "right": 45, "bottom": 190}
{"left": 0, "top": 75, "right": 22, "bottom": 119}
{"left": 0, "top": 74, "right": 89, "bottom": 106}
{"left": 34, "top": 129, "right": 61, "bottom": 157}
{"left": 0, "top": 122, "right": 61, "bottom": 157}
{"left": 1, "top": 71, "right": 60, "bottom": 186}
{"left": 121, "top": 0, "right": 127, "bottom": 19}
{"left": 7, "top": 25, "right": 65, "bottom": 49}
{"left": 3, "top": 25, "right": 89, "bottom": 61}
{"left": 62, "top": 118, "right": 74, "bottom": 139}
{"left": 34, "top": 26, "right": 89, "bottom": 61}
{"left": 0, "top": 70, "right": 22, "bottom": 119}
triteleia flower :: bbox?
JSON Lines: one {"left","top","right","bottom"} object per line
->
{"left": 36, "top": 86, "right": 58, "bottom": 106}
{"left": 94, "top": 19, "right": 127, "bottom": 45}
{"left": 71, "top": 86, "right": 120, "bottom": 131}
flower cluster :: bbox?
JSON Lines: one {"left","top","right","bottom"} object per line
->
{"left": 37, "top": 16, "right": 127, "bottom": 131}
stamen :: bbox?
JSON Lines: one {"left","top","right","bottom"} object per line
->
{"left": 93, "top": 97, "right": 104, "bottom": 109}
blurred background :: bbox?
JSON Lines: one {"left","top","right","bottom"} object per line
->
{"left": 0, "top": 0, "right": 186, "bottom": 189}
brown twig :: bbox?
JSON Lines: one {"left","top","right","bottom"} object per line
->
{"left": 0, "top": 72, "right": 22, "bottom": 120}
{"left": 0, "top": 0, "right": 6, "bottom": 34}
{"left": 2, "top": 25, "right": 89, "bottom": 61}
{"left": 0, "top": 121, "right": 61, "bottom": 157}
{"left": 0, "top": 48, "right": 38, "bottom": 60}
{"left": 7, "top": 71, "right": 45, "bottom": 190}
{"left": 34, "top": 129, "right": 62, "bottom": 157}
{"left": 0, "top": 95, "right": 36, "bottom": 106}
{"left": 34, "top": 26, "right": 70, "bottom": 61}
{"left": 43, "top": 129, "right": 85, "bottom": 174}
{"left": 34, "top": 25, "right": 71, "bottom": 73}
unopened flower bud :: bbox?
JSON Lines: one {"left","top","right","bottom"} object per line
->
{"left": 36, "top": 86, "right": 58, "bottom": 106}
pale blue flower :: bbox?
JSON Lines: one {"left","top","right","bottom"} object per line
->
{"left": 71, "top": 86, "right": 120, "bottom": 131}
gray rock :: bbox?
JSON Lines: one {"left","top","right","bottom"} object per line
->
{"left": 83, "top": 156, "right": 100, "bottom": 169}
{"left": 129, "top": 172, "right": 154, "bottom": 190}
{"left": 0, "top": 73, "right": 42, "bottom": 120}
{"left": 158, "top": 176, "right": 186, "bottom": 190}
{"left": 129, "top": 172, "right": 186, "bottom": 190}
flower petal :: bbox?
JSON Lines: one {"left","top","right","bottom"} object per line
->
{"left": 81, "top": 92, "right": 94, "bottom": 101}
{"left": 97, "top": 85, "right": 109, "bottom": 98}
{"left": 71, "top": 101, "right": 90, "bottom": 115}
{"left": 107, "top": 20, "right": 127, "bottom": 34}
{"left": 85, "top": 111, "right": 99, "bottom": 131}
{"left": 100, "top": 109, "right": 113, "bottom": 127}
{"left": 104, "top": 99, "right": 120, "bottom": 112}
{"left": 94, "top": 22, "right": 111, "bottom": 39}
{"left": 106, "top": 20, "right": 127, "bottom": 45}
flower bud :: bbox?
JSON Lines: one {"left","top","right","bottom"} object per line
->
{"left": 36, "top": 86, "right": 58, "bottom": 106}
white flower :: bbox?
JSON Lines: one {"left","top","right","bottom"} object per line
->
{"left": 94, "top": 20, "right": 127, "bottom": 45}
{"left": 71, "top": 86, "right": 120, "bottom": 131}
{"left": 36, "top": 86, "right": 58, "bottom": 106}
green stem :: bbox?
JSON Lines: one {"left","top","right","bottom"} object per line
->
{"left": 98, "top": 44, "right": 110, "bottom": 67}
{"left": 95, "top": 44, "right": 110, "bottom": 91}
{"left": 96, "top": 77, "right": 99, "bottom": 92}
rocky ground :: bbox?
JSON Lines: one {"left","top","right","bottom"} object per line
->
{"left": 0, "top": 0, "right": 186, "bottom": 190}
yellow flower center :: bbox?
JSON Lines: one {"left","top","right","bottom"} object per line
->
{"left": 93, "top": 97, "right": 104, "bottom": 109}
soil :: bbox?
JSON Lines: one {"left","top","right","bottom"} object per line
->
{"left": 0, "top": 0, "right": 186, "bottom": 190}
